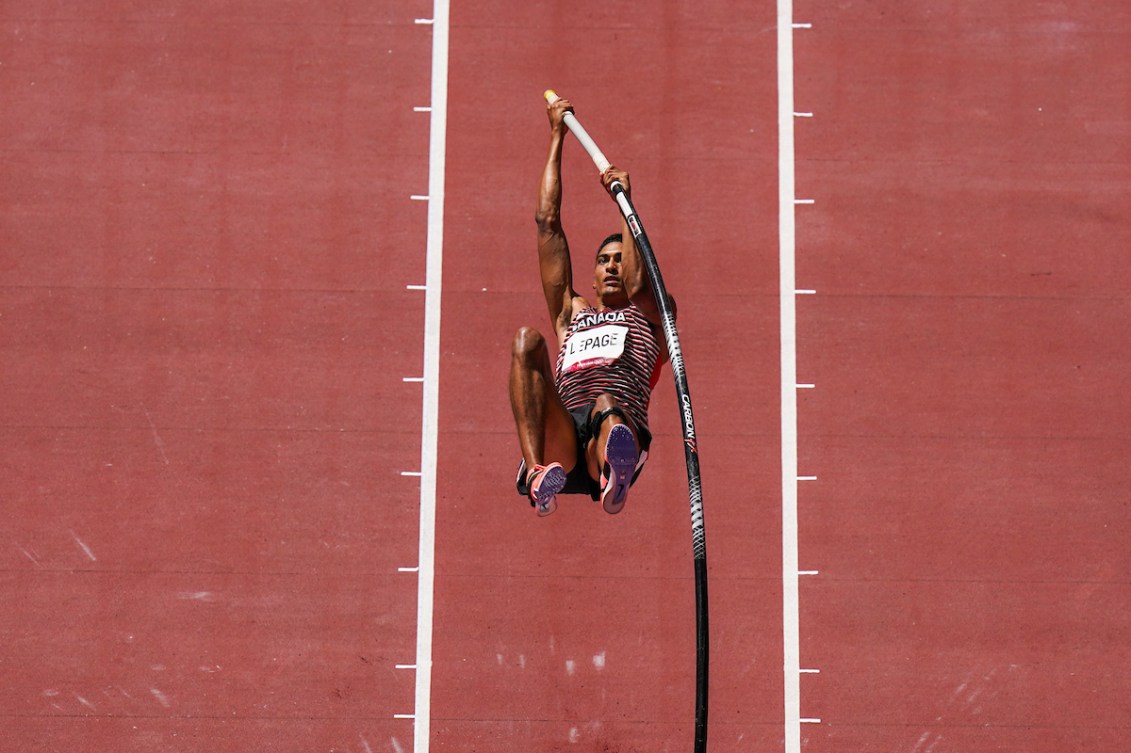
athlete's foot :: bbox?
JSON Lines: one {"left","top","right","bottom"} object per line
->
{"left": 527, "top": 463, "right": 567, "bottom": 517}
{"left": 600, "top": 424, "right": 638, "bottom": 515}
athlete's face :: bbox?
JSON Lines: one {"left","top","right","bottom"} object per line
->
{"left": 594, "top": 242, "right": 628, "bottom": 303}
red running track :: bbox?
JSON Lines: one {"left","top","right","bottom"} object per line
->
{"left": 2, "top": 2, "right": 1129, "bottom": 753}
{"left": 792, "top": 1, "right": 1131, "bottom": 750}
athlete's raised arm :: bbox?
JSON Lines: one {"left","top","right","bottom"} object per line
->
{"left": 535, "top": 97, "right": 585, "bottom": 340}
{"left": 600, "top": 166, "right": 675, "bottom": 327}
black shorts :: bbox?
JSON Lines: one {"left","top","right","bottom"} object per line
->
{"left": 515, "top": 402, "right": 652, "bottom": 502}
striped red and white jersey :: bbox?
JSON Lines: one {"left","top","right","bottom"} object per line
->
{"left": 554, "top": 303, "right": 664, "bottom": 434}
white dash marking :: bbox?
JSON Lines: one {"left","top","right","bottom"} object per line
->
{"left": 403, "top": 377, "right": 425, "bottom": 383}
{"left": 798, "top": 476, "right": 817, "bottom": 481}
{"left": 799, "top": 570, "right": 819, "bottom": 576}
{"left": 800, "top": 668, "right": 821, "bottom": 673}
{"left": 18, "top": 545, "right": 41, "bottom": 567}
{"left": 394, "top": 713, "right": 415, "bottom": 720}
{"left": 176, "top": 591, "right": 214, "bottom": 601}
{"left": 410, "top": 195, "right": 430, "bottom": 201}
{"left": 143, "top": 407, "right": 170, "bottom": 465}
{"left": 793, "top": 22, "right": 812, "bottom": 29}
{"left": 793, "top": 112, "right": 813, "bottom": 118}
{"left": 150, "top": 687, "right": 171, "bottom": 708}
{"left": 796, "top": 289, "right": 817, "bottom": 295}
{"left": 796, "top": 383, "right": 815, "bottom": 389}
{"left": 398, "top": 567, "right": 419, "bottom": 573}
{"left": 801, "top": 718, "right": 822, "bottom": 724}
{"left": 414, "top": 106, "right": 432, "bottom": 112}
{"left": 401, "top": 471, "right": 423, "bottom": 477}
{"left": 794, "top": 198, "right": 815, "bottom": 205}
{"left": 396, "top": 664, "right": 416, "bottom": 670}
{"left": 406, "top": 284, "right": 427, "bottom": 290}
{"left": 70, "top": 531, "right": 96, "bottom": 561}
{"left": 415, "top": 18, "right": 434, "bottom": 24}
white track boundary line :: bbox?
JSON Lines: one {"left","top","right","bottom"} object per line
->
{"left": 413, "top": 2, "right": 449, "bottom": 753}
{"left": 778, "top": 1, "right": 802, "bottom": 752}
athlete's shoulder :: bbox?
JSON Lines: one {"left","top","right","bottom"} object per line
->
{"left": 569, "top": 298, "right": 596, "bottom": 318}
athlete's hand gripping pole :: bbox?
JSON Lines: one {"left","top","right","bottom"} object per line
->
{"left": 543, "top": 90, "right": 633, "bottom": 215}
{"left": 544, "top": 89, "right": 709, "bottom": 753}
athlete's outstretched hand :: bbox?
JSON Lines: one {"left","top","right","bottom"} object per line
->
{"left": 547, "top": 97, "right": 573, "bottom": 134}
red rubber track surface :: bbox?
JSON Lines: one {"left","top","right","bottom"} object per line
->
{"left": 2, "top": 2, "right": 1128, "bottom": 753}
{"left": 791, "top": 1, "right": 1131, "bottom": 750}
{"left": 2, "top": 3, "right": 431, "bottom": 750}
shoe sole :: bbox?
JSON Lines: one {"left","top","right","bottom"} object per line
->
{"left": 601, "top": 424, "right": 637, "bottom": 515}
{"left": 532, "top": 463, "right": 567, "bottom": 517}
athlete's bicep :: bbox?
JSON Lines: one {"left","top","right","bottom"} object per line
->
{"left": 630, "top": 289, "right": 675, "bottom": 328}
{"left": 537, "top": 223, "right": 579, "bottom": 327}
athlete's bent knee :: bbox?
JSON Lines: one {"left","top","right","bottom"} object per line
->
{"left": 512, "top": 326, "right": 547, "bottom": 361}
{"left": 592, "top": 393, "right": 620, "bottom": 412}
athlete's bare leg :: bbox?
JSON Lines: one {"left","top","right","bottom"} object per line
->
{"left": 584, "top": 393, "right": 639, "bottom": 481}
{"left": 510, "top": 326, "right": 578, "bottom": 475}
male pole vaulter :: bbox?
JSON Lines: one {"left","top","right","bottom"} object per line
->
{"left": 509, "top": 96, "right": 675, "bottom": 517}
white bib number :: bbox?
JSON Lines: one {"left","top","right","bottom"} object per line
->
{"left": 562, "top": 324, "right": 629, "bottom": 373}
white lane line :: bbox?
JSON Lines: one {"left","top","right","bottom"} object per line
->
{"left": 798, "top": 475, "right": 817, "bottom": 481}
{"left": 401, "top": 471, "right": 423, "bottom": 477}
{"left": 398, "top": 567, "right": 419, "bottom": 573}
{"left": 794, "top": 198, "right": 815, "bottom": 205}
{"left": 407, "top": 284, "right": 428, "bottom": 291}
{"left": 396, "top": 664, "right": 417, "bottom": 670}
{"left": 412, "top": 3, "right": 449, "bottom": 753}
{"left": 793, "top": 112, "right": 814, "bottom": 118}
{"left": 411, "top": 195, "right": 430, "bottom": 201}
{"left": 414, "top": 106, "right": 432, "bottom": 112}
{"left": 796, "top": 383, "right": 815, "bottom": 389}
{"left": 800, "top": 668, "right": 821, "bottom": 674}
{"left": 778, "top": 1, "right": 802, "bottom": 752}
{"left": 799, "top": 570, "right": 819, "bottom": 576}
{"left": 801, "top": 718, "right": 822, "bottom": 724}
{"left": 403, "top": 376, "right": 425, "bottom": 383}
{"left": 796, "top": 289, "right": 817, "bottom": 295}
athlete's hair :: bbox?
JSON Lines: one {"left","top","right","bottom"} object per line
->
{"left": 596, "top": 232, "right": 623, "bottom": 258}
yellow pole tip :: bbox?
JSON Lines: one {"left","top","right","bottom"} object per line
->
{"left": 543, "top": 89, "right": 558, "bottom": 102}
